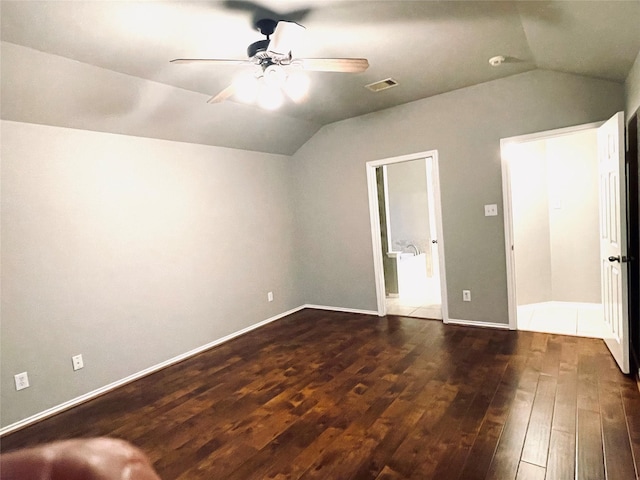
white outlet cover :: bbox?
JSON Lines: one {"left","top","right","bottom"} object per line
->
{"left": 72, "top": 354, "right": 84, "bottom": 371}
{"left": 484, "top": 204, "right": 498, "bottom": 216}
{"left": 14, "top": 372, "right": 29, "bottom": 390}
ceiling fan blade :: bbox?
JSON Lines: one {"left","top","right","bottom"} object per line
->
{"left": 207, "top": 84, "right": 236, "bottom": 104}
{"left": 170, "top": 58, "right": 250, "bottom": 66}
{"left": 267, "top": 21, "right": 306, "bottom": 57}
{"left": 298, "top": 58, "right": 369, "bottom": 73}
{"left": 223, "top": 1, "right": 311, "bottom": 26}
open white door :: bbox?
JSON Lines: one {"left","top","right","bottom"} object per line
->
{"left": 598, "top": 111, "right": 630, "bottom": 374}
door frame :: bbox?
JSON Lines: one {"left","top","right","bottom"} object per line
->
{"left": 366, "top": 150, "right": 449, "bottom": 321}
{"left": 500, "top": 121, "right": 603, "bottom": 330}
{"left": 627, "top": 113, "right": 639, "bottom": 377}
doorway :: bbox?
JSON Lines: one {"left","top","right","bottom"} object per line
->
{"left": 366, "top": 150, "right": 448, "bottom": 321}
{"left": 501, "top": 123, "right": 606, "bottom": 338}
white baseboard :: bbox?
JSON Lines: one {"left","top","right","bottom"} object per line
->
{"left": 303, "top": 304, "right": 379, "bottom": 316}
{"left": 0, "top": 305, "right": 305, "bottom": 437}
{"left": 446, "top": 318, "right": 511, "bottom": 330}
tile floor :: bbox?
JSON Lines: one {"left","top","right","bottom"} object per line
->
{"left": 387, "top": 296, "right": 605, "bottom": 339}
{"left": 386, "top": 285, "right": 442, "bottom": 320}
{"left": 517, "top": 301, "right": 605, "bottom": 338}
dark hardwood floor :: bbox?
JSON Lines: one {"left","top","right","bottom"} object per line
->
{"left": 2, "top": 309, "right": 640, "bottom": 479}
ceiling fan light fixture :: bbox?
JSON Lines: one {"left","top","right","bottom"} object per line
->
{"left": 257, "top": 84, "right": 285, "bottom": 110}
{"left": 174, "top": 18, "right": 369, "bottom": 109}
{"left": 263, "top": 64, "right": 287, "bottom": 87}
{"left": 284, "top": 71, "right": 310, "bottom": 102}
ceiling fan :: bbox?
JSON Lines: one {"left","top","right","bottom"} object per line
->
{"left": 170, "top": 19, "right": 369, "bottom": 108}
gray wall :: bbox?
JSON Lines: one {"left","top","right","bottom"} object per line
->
{"left": 626, "top": 49, "right": 640, "bottom": 117}
{"left": 1, "top": 121, "right": 300, "bottom": 428}
{"left": 292, "top": 69, "right": 624, "bottom": 323}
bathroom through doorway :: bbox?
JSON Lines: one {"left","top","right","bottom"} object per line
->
{"left": 366, "top": 151, "right": 447, "bottom": 321}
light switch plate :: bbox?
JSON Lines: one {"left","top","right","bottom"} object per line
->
{"left": 484, "top": 204, "right": 498, "bottom": 216}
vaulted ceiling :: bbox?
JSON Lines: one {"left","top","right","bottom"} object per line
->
{"left": 2, "top": 1, "right": 639, "bottom": 154}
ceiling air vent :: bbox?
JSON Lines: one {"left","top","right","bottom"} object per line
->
{"left": 365, "top": 78, "right": 398, "bottom": 92}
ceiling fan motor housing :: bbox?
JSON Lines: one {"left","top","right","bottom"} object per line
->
{"left": 255, "top": 18, "right": 277, "bottom": 37}
{"left": 247, "top": 39, "right": 270, "bottom": 58}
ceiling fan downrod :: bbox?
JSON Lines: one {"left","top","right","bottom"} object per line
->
{"left": 247, "top": 18, "right": 278, "bottom": 59}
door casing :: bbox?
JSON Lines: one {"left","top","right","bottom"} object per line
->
{"left": 366, "top": 150, "right": 448, "bottom": 320}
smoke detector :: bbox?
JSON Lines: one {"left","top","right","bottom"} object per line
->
{"left": 489, "top": 55, "right": 506, "bottom": 67}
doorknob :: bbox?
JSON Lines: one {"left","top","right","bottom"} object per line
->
{"left": 608, "top": 255, "right": 631, "bottom": 262}
{"left": 432, "top": 240, "right": 438, "bottom": 244}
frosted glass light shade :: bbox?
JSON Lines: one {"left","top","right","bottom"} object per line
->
{"left": 257, "top": 84, "right": 284, "bottom": 110}
{"left": 284, "top": 72, "right": 310, "bottom": 103}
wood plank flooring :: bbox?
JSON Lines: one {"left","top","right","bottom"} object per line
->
{"left": 2, "top": 309, "right": 640, "bottom": 479}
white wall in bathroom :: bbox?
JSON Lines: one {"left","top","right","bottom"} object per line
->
{"left": 385, "top": 159, "right": 431, "bottom": 254}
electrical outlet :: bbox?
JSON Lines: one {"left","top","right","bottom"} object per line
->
{"left": 72, "top": 354, "right": 84, "bottom": 371}
{"left": 463, "top": 290, "right": 471, "bottom": 302}
{"left": 484, "top": 204, "right": 498, "bottom": 216}
{"left": 267, "top": 291, "right": 274, "bottom": 302}
{"left": 14, "top": 372, "right": 29, "bottom": 391}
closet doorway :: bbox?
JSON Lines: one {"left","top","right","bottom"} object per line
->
{"left": 501, "top": 123, "right": 604, "bottom": 338}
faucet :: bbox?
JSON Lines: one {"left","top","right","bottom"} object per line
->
{"left": 405, "top": 243, "right": 419, "bottom": 255}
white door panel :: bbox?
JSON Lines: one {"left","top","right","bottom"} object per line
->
{"left": 598, "top": 111, "right": 629, "bottom": 374}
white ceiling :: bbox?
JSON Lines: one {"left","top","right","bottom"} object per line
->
{"left": 2, "top": 1, "right": 639, "bottom": 155}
